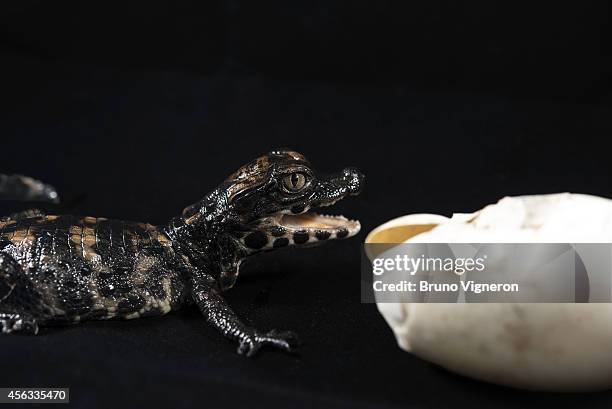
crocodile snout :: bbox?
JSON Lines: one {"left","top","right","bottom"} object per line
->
{"left": 342, "top": 167, "right": 365, "bottom": 196}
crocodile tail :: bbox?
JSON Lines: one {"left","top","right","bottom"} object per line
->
{"left": 0, "top": 174, "right": 59, "bottom": 203}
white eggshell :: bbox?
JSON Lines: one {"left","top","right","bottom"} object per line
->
{"left": 366, "top": 193, "right": 612, "bottom": 391}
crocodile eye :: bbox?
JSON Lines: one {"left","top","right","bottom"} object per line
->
{"left": 282, "top": 173, "right": 307, "bottom": 193}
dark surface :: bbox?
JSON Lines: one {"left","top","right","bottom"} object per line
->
{"left": 1, "top": 1, "right": 612, "bottom": 408}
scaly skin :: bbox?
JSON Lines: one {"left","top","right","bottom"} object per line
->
{"left": 0, "top": 149, "right": 364, "bottom": 356}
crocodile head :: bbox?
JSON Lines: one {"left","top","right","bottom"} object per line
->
{"left": 225, "top": 149, "right": 364, "bottom": 253}
{"left": 176, "top": 149, "right": 364, "bottom": 290}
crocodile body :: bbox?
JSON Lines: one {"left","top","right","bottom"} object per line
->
{"left": 0, "top": 150, "right": 364, "bottom": 355}
{"left": 0, "top": 215, "right": 188, "bottom": 323}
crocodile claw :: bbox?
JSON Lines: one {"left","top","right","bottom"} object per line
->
{"left": 0, "top": 313, "right": 39, "bottom": 335}
{"left": 237, "top": 328, "right": 300, "bottom": 357}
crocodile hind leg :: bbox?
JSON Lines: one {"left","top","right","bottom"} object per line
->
{"left": 0, "top": 253, "right": 41, "bottom": 335}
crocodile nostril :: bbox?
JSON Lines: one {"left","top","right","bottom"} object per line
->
{"left": 342, "top": 167, "right": 365, "bottom": 195}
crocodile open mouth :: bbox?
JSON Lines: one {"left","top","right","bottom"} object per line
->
{"left": 278, "top": 212, "right": 361, "bottom": 239}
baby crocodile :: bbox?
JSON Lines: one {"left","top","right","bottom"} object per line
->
{"left": 0, "top": 150, "right": 363, "bottom": 356}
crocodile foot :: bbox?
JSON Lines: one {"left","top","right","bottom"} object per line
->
{"left": 237, "top": 328, "right": 300, "bottom": 357}
{"left": 0, "top": 313, "right": 39, "bottom": 335}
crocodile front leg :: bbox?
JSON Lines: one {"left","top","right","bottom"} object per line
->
{"left": 0, "top": 253, "right": 40, "bottom": 334}
{"left": 191, "top": 273, "right": 299, "bottom": 356}
{"left": 0, "top": 312, "right": 38, "bottom": 334}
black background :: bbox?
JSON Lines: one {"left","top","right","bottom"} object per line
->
{"left": 1, "top": 1, "right": 611, "bottom": 408}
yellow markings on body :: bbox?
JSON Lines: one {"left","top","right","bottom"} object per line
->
{"left": 66, "top": 224, "right": 101, "bottom": 261}
{"left": 183, "top": 213, "right": 199, "bottom": 226}
{"left": 82, "top": 235, "right": 96, "bottom": 248}
{"left": 0, "top": 220, "right": 16, "bottom": 231}
{"left": 10, "top": 228, "right": 31, "bottom": 246}
{"left": 136, "top": 222, "right": 172, "bottom": 247}
{"left": 39, "top": 215, "right": 59, "bottom": 222}
{"left": 69, "top": 225, "right": 82, "bottom": 245}
{"left": 81, "top": 226, "right": 99, "bottom": 261}
{"left": 156, "top": 232, "right": 172, "bottom": 246}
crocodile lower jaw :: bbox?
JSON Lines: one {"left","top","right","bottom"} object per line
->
{"left": 278, "top": 212, "right": 361, "bottom": 238}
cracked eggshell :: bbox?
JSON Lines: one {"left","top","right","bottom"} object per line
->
{"left": 365, "top": 193, "right": 612, "bottom": 392}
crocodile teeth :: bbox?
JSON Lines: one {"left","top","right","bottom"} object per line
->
{"left": 279, "top": 212, "right": 360, "bottom": 234}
